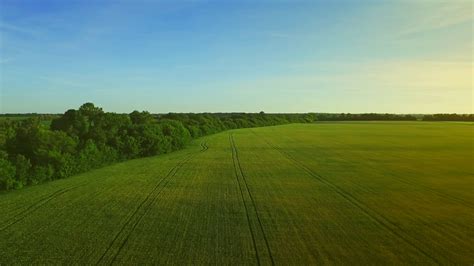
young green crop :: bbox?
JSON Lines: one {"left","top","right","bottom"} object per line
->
{"left": 0, "top": 122, "right": 472, "bottom": 264}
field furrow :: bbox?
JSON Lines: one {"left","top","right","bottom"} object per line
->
{"left": 97, "top": 141, "right": 209, "bottom": 264}
{"left": 230, "top": 133, "right": 275, "bottom": 265}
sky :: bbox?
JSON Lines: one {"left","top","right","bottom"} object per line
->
{"left": 0, "top": 0, "right": 472, "bottom": 114}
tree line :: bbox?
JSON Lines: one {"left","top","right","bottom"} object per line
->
{"left": 422, "top": 114, "right": 474, "bottom": 121}
{"left": 314, "top": 113, "right": 474, "bottom": 121}
{"left": 1, "top": 105, "right": 472, "bottom": 191}
{"left": 315, "top": 113, "right": 418, "bottom": 121}
{"left": 0, "top": 103, "right": 315, "bottom": 190}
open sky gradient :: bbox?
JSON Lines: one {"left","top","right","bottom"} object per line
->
{"left": 0, "top": 0, "right": 472, "bottom": 113}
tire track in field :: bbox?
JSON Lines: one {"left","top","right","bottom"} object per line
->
{"left": 96, "top": 141, "right": 208, "bottom": 265}
{"left": 229, "top": 134, "right": 261, "bottom": 265}
{"left": 1, "top": 142, "right": 207, "bottom": 237}
{"left": 278, "top": 127, "right": 473, "bottom": 209}
{"left": 354, "top": 135, "right": 474, "bottom": 209}
{"left": 229, "top": 133, "right": 275, "bottom": 266}
{"left": 260, "top": 129, "right": 473, "bottom": 245}
{"left": 0, "top": 182, "right": 88, "bottom": 232}
{"left": 307, "top": 135, "right": 474, "bottom": 209}
{"left": 380, "top": 170, "right": 473, "bottom": 209}
{"left": 252, "top": 130, "right": 443, "bottom": 265}
{"left": 0, "top": 163, "right": 127, "bottom": 226}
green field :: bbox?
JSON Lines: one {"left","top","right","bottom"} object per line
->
{"left": 0, "top": 122, "right": 472, "bottom": 264}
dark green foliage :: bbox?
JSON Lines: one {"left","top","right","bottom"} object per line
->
{"left": 160, "top": 119, "right": 191, "bottom": 149}
{"left": 0, "top": 103, "right": 315, "bottom": 191}
{"left": 50, "top": 109, "right": 89, "bottom": 138}
{"left": 0, "top": 157, "right": 15, "bottom": 190}
{"left": 14, "top": 154, "right": 31, "bottom": 187}
{"left": 30, "top": 165, "right": 54, "bottom": 184}
{"left": 130, "top": 110, "right": 155, "bottom": 124}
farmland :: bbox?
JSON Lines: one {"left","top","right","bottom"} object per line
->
{"left": 0, "top": 122, "right": 472, "bottom": 264}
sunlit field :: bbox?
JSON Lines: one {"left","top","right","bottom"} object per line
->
{"left": 0, "top": 122, "right": 472, "bottom": 264}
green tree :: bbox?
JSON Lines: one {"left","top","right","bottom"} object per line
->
{"left": 15, "top": 154, "right": 31, "bottom": 187}
{"left": 130, "top": 111, "right": 155, "bottom": 124}
{"left": 0, "top": 158, "right": 16, "bottom": 190}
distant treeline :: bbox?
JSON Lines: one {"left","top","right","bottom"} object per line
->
{"left": 0, "top": 103, "right": 315, "bottom": 190}
{"left": 422, "top": 114, "right": 474, "bottom": 121}
{"left": 314, "top": 113, "right": 473, "bottom": 121}
{"left": 2, "top": 112, "right": 472, "bottom": 122}
{"left": 0, "top": 114, "right": 59, "bottom": 120}
{"left": 315, "top": 113, "right": 418, "bottom": 121}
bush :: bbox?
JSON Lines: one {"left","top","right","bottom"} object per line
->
{"left": 0, "top": 158, "right": 16, "bottom": 190}
{"left": 31, "top": 165, "right": 54, "bottom": 184}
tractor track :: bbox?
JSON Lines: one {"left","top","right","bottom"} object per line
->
{"left": 0, "top": 148, "right": 194, "bottom": 230}
{"left": 0, "top": 182, "right": 88, "bottom": 232}
{"left": 96, "top": 141, "right": 208, "bottom": 265}
{"left": 252, "top": 130, "right": 443, "bottom": 265}
{"left": 257, "top": 129, "right": 473, "bottom": 244}
{"left": 307, "top": 134, "right": 474, "bottom": 209}
{"left": 268, "top": 128, "right": 473, "bottom": 209}
{"left": 229, "top": 134, "right": 261, "bottom": 265}
{"left": 229, "top": 133, "right": 275, "bottom": 266}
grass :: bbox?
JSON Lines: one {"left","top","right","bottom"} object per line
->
{"left": 0, "top": 122, "right": 472, "bottom": 264}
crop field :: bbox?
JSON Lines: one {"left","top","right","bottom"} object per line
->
{"left": 0, "top": 122, "right": 472, "bottom": 264}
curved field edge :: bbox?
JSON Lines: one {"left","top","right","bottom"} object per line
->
{"left": 0, "top": 122, "right": 473, "bottom": 264}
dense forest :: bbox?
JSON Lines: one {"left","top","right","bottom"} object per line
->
{"left": 0, "top": 103, "right": 315, "bottom": 190}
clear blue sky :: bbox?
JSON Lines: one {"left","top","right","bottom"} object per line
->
{"left": 0, "top": 0, "right": 472, "bottom": 113}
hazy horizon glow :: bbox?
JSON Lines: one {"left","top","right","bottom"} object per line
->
{"left": 0, "top": 0, "right": 472, "bottom": 114}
